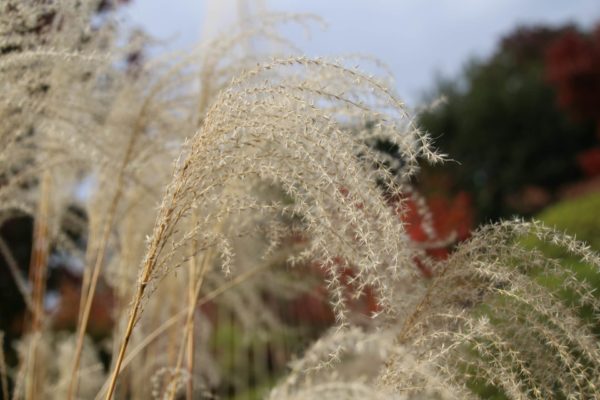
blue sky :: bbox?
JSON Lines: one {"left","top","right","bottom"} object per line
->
{"left": 121, "top": 0, "right": 599, "bottom": 104}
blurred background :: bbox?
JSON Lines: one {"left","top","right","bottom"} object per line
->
{"left": 120, "top": 0, "right": 600, "bottom": 223}
{"left": 124, "top": 0, "right": 599, "bottom": 103}
{"left": 1, "top": 1, "right": 599, "bottom": 398}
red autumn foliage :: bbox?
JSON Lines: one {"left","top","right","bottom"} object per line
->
{"left": 545, "top": 24, "right": 600, "bottom": 178}
{"left": 51, "top": 270, "right": 115, "bottom": 339}
{"left": 397, "top": 191, "right": 474, "bottom": 277}
{"left": 577, "top": 147, "right": 600, "bottom": 177}
{"left": 401, "top": 192, "right": 474, "bottom": 256}
{"left": 546, "top": 25, "right": 600, "bottom": 131}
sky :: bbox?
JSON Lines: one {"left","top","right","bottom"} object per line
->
{"left": 121, "top": 0, "right": 600, "bottom": 105}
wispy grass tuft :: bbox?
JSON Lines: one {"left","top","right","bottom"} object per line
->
{"left": 0, "top": 1, "right": 598, "bottom": 400}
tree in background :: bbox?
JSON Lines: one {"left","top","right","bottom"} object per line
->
{"left": 419, "top": 24, "right": 598, "bottom": 223}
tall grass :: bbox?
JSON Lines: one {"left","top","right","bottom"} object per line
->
{"left": 0, "top": 1, "right": 598, "bottom": 399}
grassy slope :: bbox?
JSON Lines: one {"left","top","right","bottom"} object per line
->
{"left": 526, "top": 191, "right": 600, "bottom": 324}
{"left": 473, "top": 191, "right": 600, "bottom": 399}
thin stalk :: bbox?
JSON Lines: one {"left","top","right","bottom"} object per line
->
{"left": 166, "top": 277, "right": 181, "bottom": 370}
{"left": 174, "top": 177, "right": 221, "bottom": 400}
{"left": 67, "top": 189, "right": 120, "bottom": 399}
{"left": 11, "top": 358, "right": 26, "bottom": 400}
{"left": 167, "top": 245, "right": 211, "bottom": 400}
{"left": 0, "top": 237, "right": 36, "bottom": 315}
{"left": 397, "top": 261, "right": 449, "bottom": 344}
{"left": 0, "top": 333, "right": 9, "bottom": 400}
{"left": 71, "top": 71, "right": 179, "bottom": 397}
{"left": 104, "top": 132, "right": 199, "bottom": 400}
{"left": 98, "top": 262, "right": 271, "bottom": 400}
{"left": 76, "top": 220, "right": 96, "bottom": 327}
{"left": 185, "top": 213, "right": 199, "bottom": 400}
{"left": 181, "top": 68, "right": 214, "bottom": 400}
{"left": 185, "top": 273, "right": 196, "bottom": 400}
{"left": 25, "top": 171, "right": 52, "bottom": 400}
{"left": 103, "top": 201, "right": 179, "bottom": 400}
{"left": 66, "top": 116, "right": 143, "bottom": 400}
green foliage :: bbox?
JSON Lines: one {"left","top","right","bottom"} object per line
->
{"left": 419, "top": 26, "right": 597, "bottom": 221}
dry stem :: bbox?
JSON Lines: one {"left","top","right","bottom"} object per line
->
{"left": 25, "top": 171, "right": 52, "bottom": 400}
{"left": 67, "top": 114, "right": 144, "bottom": 400}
